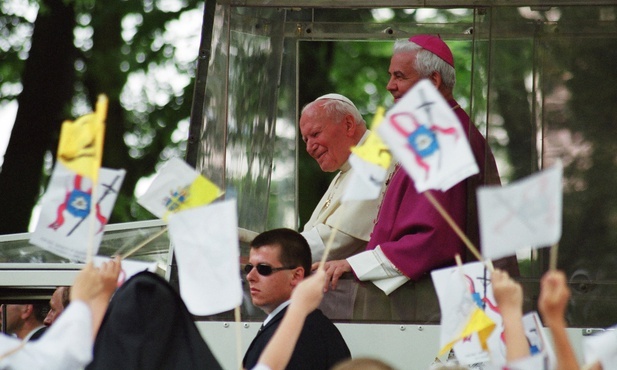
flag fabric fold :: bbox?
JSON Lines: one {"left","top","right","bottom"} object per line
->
{"left": 377, "top": 79, "right": 478, "bottom": 193}
{"left": 57, "top": 95, "right": 107, "bottom": 181}
{"left": 351, "top": 106, "right": 391, "bottom": 169}
{"left": 167, "top": 199, "right": 242, "bottom": 315}
{"left": 342, "top": 106, "right": 392, "bottom": 202}
{"left": 341, "top": 154, "right": 387, "bottom": 202}
{"left": 478, "top": 160, "right": 563, "bottom": 260}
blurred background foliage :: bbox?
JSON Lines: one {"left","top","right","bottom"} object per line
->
{"left": 0, "top": 0, "right": 203, "bottom": 233}
{"left": 0, "top": 2, "right": 476, "bottom": 234}
{"left": 2, "top": 1, "right": 617, "bottom": 327}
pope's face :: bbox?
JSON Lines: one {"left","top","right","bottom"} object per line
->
{"left": 300, "top": 105, "right": 353, "bottom": 173}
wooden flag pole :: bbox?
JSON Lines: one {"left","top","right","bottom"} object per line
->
{"left": 85, "top": 95, "right": 108, "bottom": 263}
{"left": 580, "top": 362, "right": 599, "bottom": 370}
{"left": 85, "top": 180, "right": 100, "bottom": 263}
{"left": 0, "top": 341, "right": 26, "bottom": 363}
{"left": 318, "top": 217, "right": 343, "bottom": 271}
{"left": 120, "top": 227, "right": 168, "bottom": 260}
{"left": 455, "top": 254, "right": 463, "bottom": 267}
{"left": 549, "top": 243, "right": 559, "bottom": 270}
{"left": 234, "top": 306, "right": 243, "bottom": 370}
{"left": 423, "top": 190, "right": 493, "bottom": 272}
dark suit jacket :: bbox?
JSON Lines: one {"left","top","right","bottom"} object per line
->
{"left": 86, "top": 272, "right": 222, "bottom": 370}
{"left": 243, "top": 307, "right": 350, "bottom": 370}
{"left": 28, "top": 326, "right": 47, "bottom": 341}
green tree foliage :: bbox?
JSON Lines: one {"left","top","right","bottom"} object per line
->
{"left": 0, "top": 0, "right": 202, "bottom": 233}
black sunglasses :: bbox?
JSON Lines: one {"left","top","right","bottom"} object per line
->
{"left": 244, "top": 263, "right": 296, "bottom": 276}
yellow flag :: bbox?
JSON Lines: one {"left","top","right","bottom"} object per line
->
{"left": 350, "top": 106, "right": 392, "bottom": 169}
{"left": 57, "top": 95, "right": 107, "bottom": 181}
{"left": 371, "top": 106, "right": 386, "bottom": 130}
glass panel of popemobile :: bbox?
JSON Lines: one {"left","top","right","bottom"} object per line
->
{"left": 193, "top": 3, "right": 617, "bottom": 327}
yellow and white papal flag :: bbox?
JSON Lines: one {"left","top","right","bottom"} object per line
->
{"left": 137, "top": 157, "right": 223, "bottom": 221}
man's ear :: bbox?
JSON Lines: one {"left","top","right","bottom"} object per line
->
{"left": 343, "top": 115, "right": 356, "bottom": 137}
{"left": 21, "top": 305, "right": 33, "bottom": 319}
{"left": 429, "top": 71, "right": 443, "bottom": 89}
{"left": 290, "top": 267, "right": 305, "bottom": 287}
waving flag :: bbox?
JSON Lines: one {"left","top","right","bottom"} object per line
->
{"left": 30, "top": 95, "right": 120, "bottom": 262}
{"left": 57, "top": 95, "right": 107, "bottom": 181}
{"left": 478, "top": 160, "right": 563, "bottom": 260}
{"left": 341, "top": 154, "right": 388, "bottom": 202}
{"left": 342, "top": 107, "right": 392, "bottom": 202}
{"left": 377, "top": 79, "right": 478, "bottom": 192}
{"left": 431, "top": 263, "right": 496, "bottom": 357}
{"left": 30, "top": 165, "right": 125, "bottom": 262}
{"left": 167, "top": 199, "right": 242, "bottom": 315}
{"left": 351, "top": 106, "right": 391, "bottom": 169}
{"left": 137, "top": 157, "right": 223, "bottom": 220}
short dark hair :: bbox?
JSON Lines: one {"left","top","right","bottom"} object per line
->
{"left": 32, "top": 303, "right": 49, "bottom": 323}
{"left": 250, "top": 228, "right": 312, "bottom": 278}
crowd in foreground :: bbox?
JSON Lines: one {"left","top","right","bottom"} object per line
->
{"left": 0, "top": 252, "right": 611, "bottom": 369}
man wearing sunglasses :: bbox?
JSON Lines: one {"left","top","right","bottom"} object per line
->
{"left": 242, "top": 228, "right": 350, "bottom": 370}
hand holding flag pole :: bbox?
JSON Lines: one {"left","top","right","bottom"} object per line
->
{"left": 137, "top": 160, "right": 242, "bottom": 367}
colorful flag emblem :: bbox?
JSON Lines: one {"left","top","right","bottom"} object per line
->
{"left": 431, "top": 263, "right": 496, "bottom": 357}
{"left": 137, "top": 157, "right": 223, "bottom": 220}
{"left": 377, "top": 79, "right": 478, "bottom": 193}
{"left": 30, "top": 164, "right": 125, "bottom": 262}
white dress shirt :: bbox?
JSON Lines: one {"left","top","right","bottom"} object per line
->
{"left": 0, "top": 300, "right": 93, "bottom": 370}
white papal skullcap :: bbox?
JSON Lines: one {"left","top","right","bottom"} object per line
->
{"left": 314, "top": 93, "right": 358, "bottom": 110}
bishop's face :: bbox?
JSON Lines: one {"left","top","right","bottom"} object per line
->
{"left": 386, "top": 51, "right": 423, "bottom": 103}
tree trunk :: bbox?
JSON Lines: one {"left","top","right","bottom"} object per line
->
{"left": 0, "top": 0, "right": 76, "bottom": 234}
